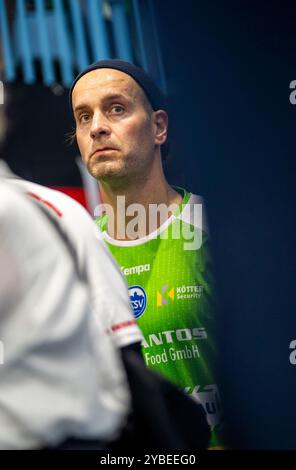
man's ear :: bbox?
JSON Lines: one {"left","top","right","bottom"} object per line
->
{"left": 153, "top": 110, "right": 168, "bottom": 146}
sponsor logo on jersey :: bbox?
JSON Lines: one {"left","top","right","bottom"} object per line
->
{"left": 128, "top": 285, "right": 147, "bottom": 319}
{"left": 121, "top": 264, "right": 150, "bottom": 276}
{"left": 144, "top": 345, "right": 200, "bottom": 367}
{"left": 185, "top": 384, "right": 222, "bottom": 430}
{"left": 142, "top": 327, "right": 207, "bottom": 348}
{"left": 157, "top": 285, "right": 175, "bottom": 306}
{"left": 157, "top": 284, "right": 203, "bottom": 306}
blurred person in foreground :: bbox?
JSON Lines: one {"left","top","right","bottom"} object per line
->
{"left": 70, "top": 60, "right": 224, "bottom": 448}
{"left": 0, "top": 94, "right": 136, "bottom": 449}
{"left": 0, "top": 174, "right": 132, "bottom": 450}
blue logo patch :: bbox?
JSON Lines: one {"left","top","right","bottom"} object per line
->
{"left": 128, "top": 285, "right": 147, "bottom": 319}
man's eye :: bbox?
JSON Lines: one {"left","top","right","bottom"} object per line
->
{"left": 110, "top": 105, "right": 124, "bottom": 115}
{"left": 79, "top": 114, "right": 91, "bottom": 123}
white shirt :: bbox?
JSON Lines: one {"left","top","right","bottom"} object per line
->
{"left": 0, "top": 171, "right": 132, "bottom": 449}
{"left": 1, "top": 161, "right": 142, "bottom": 349}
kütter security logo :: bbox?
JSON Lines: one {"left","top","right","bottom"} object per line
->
{"left": 129, "top": 285, "right": 147, "bottom": 319}
{"left": 157, "top": 285, "right": 175, "bottom": 306}
{"left": 157, "top": 284, "right": 203, "bottom": 306}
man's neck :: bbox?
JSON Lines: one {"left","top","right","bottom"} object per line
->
{"left": 99, "top": 161, "right": 183, "bottom": 240}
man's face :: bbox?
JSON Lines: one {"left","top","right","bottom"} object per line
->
{"left": 72, "top": 69, "right": 165, "bottom": 184}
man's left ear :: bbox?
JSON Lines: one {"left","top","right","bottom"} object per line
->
{"left": 153, "top": 110, "right": 168, "bottom": 145}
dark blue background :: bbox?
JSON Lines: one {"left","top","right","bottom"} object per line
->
{"left": 155, "top": 0, "right": 296, "bottom": 449}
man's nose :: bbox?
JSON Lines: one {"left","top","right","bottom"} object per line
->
{"left": 90, "top": 112, "right": 111, "bottom": 138}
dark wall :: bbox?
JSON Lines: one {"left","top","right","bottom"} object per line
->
{"left": 154, "top": 0, "right": 296, "bottom": 449}
{"left": 3, "top": 83, "right": 81, "bottom": 186}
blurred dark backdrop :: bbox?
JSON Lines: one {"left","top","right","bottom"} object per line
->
{"left": 155, "top": 0, "right": 296, "bottom": 449}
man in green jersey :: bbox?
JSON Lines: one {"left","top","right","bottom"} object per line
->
{"left": 70, "top": 60, "right": 223, "bottom": 448}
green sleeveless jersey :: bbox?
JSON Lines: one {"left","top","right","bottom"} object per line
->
{"left": 96, "top": 188, "right": 223, "bottom": 448}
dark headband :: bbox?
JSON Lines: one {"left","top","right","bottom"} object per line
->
{"left": 70, "top": 59, "right": 167, "bottom": 111}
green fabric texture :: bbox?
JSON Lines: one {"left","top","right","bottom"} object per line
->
{"left": 96, "top": 188, "right": 223, "bottom": 448}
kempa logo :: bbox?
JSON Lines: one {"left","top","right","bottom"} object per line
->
{"left": 157, "top": 285, "right": 175, "bottom": 306}
{"left": 121, "top": 264, "right": 150, "bottom": 276}
{"left": 157, "top": 284, "right": 203, "bottom": 306}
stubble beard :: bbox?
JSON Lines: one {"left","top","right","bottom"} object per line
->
{"left": 87, "top": 149, "right": 153, "bottom": 189}
{"left": 87, "top": 154, "right": 133, "bottom": 183}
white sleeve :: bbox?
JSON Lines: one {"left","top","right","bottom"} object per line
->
{"left": 10, "top": 180, "right": 143, "bottom": 348}
{"left": 85, "top": 232, "right": 144, "bottom": 348}
{"left": 0, "top": 185, "right": 131, "bottom": 448}
{"left": 0, "top": 225, "right": 23, "bottom": 322}
{"left": 67, "top": 205, "right": 144, "bottom": 349}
